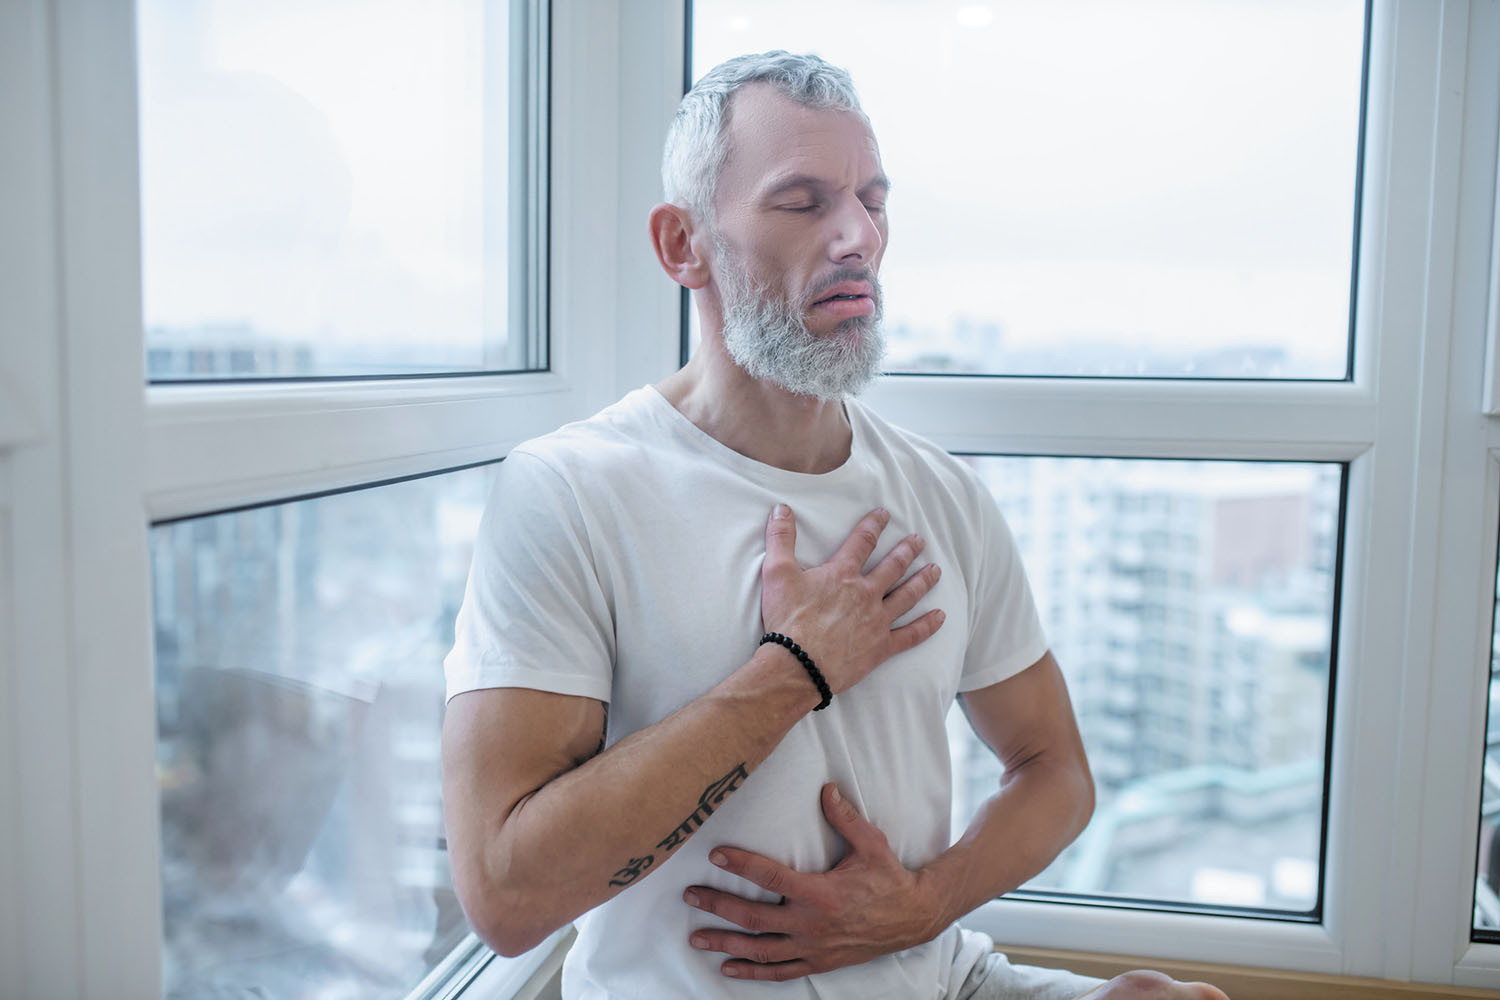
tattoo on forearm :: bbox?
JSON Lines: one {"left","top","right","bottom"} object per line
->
{"left": 604, "top": 762, "right": 749, "bottom": 889}
{"left": 608, "top": 854, "right": 654, "bottom": 887}
{"left": 655, "top": 762, "right": 749, "bottom": 852}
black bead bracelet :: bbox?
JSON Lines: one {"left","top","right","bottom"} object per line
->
{"left": 760, "top": 631, "right": 832, "bottom": 711}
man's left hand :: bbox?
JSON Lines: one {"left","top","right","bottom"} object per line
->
{"left": 682, "top": 783, "right": 942, "bottom": 982}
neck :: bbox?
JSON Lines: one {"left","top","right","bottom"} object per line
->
{"left": 656, "top": 338, "right": 853, "bottom": 475}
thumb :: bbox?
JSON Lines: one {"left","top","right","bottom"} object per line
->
{"left": 764, "top": 502, "right": 798, "bottom": 571}
{"left": 820, "top": 783, "right": 888, "bottom": 856}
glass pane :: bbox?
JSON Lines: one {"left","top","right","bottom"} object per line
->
{"left": 950, "top": 458, "right": 1340, "bottom": 912}
{"left": 152, "top": 465, "right": 493, "bottom": 996}
{"left": 1475, "top": 556, "right": 1500, "bottom": 934}
{"left": 138, "top": 1, "right": 541, "bottom": 379}
{"left": 692, "top": 1, "right": 1365, "bottom": 379}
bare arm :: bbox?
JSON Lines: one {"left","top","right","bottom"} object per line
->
{"left": 441, "top": 505, "right": 945, "bottom": 956}
{"left": 921, "top": 650, "right": 1095, "bottom": 923}
{"left": 682, "top": 651, "right": 1094, "bottom": 980}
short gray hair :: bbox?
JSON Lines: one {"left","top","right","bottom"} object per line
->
{"left": 662, "top": 51, "right": 868, "bottom": 224}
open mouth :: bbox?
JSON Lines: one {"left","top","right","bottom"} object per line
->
{"left": 810, "top": 278, "right": 875, "bottom": 307}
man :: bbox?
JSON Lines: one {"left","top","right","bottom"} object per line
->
{"left": 443, "top": 51, "right": 1229, "bottom": 1000}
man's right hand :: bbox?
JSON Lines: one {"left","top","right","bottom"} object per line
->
{"left": 759, "top": 504, "right": 945, "bottom": 695}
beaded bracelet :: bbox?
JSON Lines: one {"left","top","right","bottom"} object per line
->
{"left": 760, "top": 631, "right": 833, "bottom": 711}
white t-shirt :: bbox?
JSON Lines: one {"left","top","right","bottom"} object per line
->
{"left": 445, "top": 387, "right": 1048, "bottom": 1000}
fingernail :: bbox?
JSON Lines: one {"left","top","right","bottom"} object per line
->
{"left": 829, "top": 784, "right": 842, "bottom": 804}
{"left": 936, "top": 610, "right": 946, "bottom": 624}
{"left": 724, "top": 966, "right": 741, "bottom": 978}
{"left": 690, "top": 933, "right": 709, "bottom": 949}
{"left": 709, "top": 850, "right": 728, "bottom": 867}
{"left": 773, "top": 503, "right": 791, "bottom": 519}
{"left": 931, "top": 564, "right": 942, "bottom": 580}
{"left": 683, "top": 889, "right": 700, "bottom": 906}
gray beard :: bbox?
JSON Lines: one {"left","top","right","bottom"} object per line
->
{"left": 715, "top": 237, "right": 885, "bottom": 401}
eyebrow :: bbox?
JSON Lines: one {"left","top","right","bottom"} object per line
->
{"left": 761, "top": 171, "right": 892, "bottom": 201}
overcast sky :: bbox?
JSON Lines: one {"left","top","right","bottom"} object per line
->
{"left": 138, "top": 0, "right": 1365, "bottom": 377}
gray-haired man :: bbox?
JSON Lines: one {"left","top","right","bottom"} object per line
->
{"left": 442, "top": 51, "right": 1229, "bottom": 1000}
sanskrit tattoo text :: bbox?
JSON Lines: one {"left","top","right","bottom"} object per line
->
{"left": 603, "top": 762, "right": 749, "bottom": 889}
{"left": 608, "top": 854, "right": 654, "bottom": 887}
{"left": 655, "top": 762, "right": 749, "bottom": 853}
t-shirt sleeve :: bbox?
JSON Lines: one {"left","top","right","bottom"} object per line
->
{"left": 443, "top": 449, "right": 615, "bottom": 704}
{"left": 958, "top": 470, "right": 1049, "bottom": 693}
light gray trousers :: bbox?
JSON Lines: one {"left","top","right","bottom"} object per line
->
{"left": 955, "top": 952, "right": 1107, "bottom": 1000}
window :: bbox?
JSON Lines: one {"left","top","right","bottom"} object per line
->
{"left": 1, "top": 0, "right": 649, "bottom": 994}
{"left": 951, "top": 458, "right": 1339, "bottom": 916}
{"left": 138, "top": 0, "right": 546, "bottom": 380}
{"left": 132, "top": 0, "right": 573, "bottom": 988}
{"left": 153, "top": 468, "right": 492, "bottom": 997}
{"left": 694, "top": 0, "right": 1365, "bottom": 380}
{"left": 1475, "top": 541, "right": 1500, "bottom": 937}
{"left": 694, "top": 0, "right": 1359, "bottom": 928}
{"left": 691, "top": 0, "right": 1496, "bottom": 990}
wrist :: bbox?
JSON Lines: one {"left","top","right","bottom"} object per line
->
{"left": 759, "top": 631, "right": 832, "bottom": 709}
{"left": 909, "top": 867, "right": 951, "bottom": 945}
{"left": 738, "top": 642, "right": 826, "bottom": 718}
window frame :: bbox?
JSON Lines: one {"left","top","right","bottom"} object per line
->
{"left": 682, "top": 0, "right": 1496, "bottom": 988}
{"left": 0, "top": 0, "right": 681, "bottom": 996}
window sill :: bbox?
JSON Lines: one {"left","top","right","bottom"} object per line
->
{"left": 454, "top": 926, "right": 573, "bottom": 1000}
{"left": 1002, "top": 946, "right": 1494, "bottom": 1000}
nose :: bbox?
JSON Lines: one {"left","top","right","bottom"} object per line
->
{"left": 828, "top": 194, "right": 883, "bottom": 265}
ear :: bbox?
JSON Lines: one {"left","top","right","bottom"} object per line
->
{"left": 648, "top": 203, "right": 711, "bottom": 290}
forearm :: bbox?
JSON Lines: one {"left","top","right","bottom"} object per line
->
{"left": 447, "top": 504, "right": 944, "bottom": 956}
{"left": 470, "top": 644, "right": 818, "bottom": 951}
{"left": 916, "top": 752, "right": 1095, "bottom": 934}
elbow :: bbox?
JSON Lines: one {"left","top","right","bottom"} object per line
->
{"left": 487, "top": 925, "right": 553, "bottom": 960}
{"left": 464, "top": 889, "right": 558, "bottom": 958}
{"left": 454, "top": 870, "right": 563, "bottom": 958}
{"left": 1073, "top": 757, "right": 1097, "bottom": 836}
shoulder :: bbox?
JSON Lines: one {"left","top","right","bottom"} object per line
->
{"left": 507, "top": 387, "right": 668, "bottom": 485}
{"left": 847, "top": 398, "right": 992, "bottom": 510}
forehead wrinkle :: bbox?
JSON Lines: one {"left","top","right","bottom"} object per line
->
{"left": 722, "top": 87, "right": 882, "bottom": 177}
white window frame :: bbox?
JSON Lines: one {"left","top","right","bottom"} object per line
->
{"left": 5, "top": 0, "right": 1500, "bottom": 996}
{"left": 0, "top": 0, "right": 679, "bottom": 996}
{"left": 858, "top": 1, "right": 1500, "bottom": 988}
